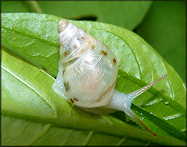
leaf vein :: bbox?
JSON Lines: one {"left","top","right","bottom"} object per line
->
{"left": 117, "top": 137, "right": 126, "bottom": 146}
{"left": 2, "top": 26, "right": 58, "bottom": 47}
{"left": 29, "top": 124, "right": 52, "bottom": 145}
{"left": 84, "top": 131, "right": 94, "bottom": 145}
{"left": 1, "top": 65, "right": 58, "bottom": 118}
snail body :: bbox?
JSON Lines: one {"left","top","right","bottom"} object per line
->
{"left": 53, "top": 20, "right": 167, "bottom": 136}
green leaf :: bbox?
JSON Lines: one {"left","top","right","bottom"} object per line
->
{"left": 2, "top": 1, "right": 152, "bottom": 30}
{"left": 1, "top": 47, "right": 185, "bottom": 146}
{"left": 1, "top": 1, "right": 30, "bottom": 13}
{"left": 38, "top": 1, "right": 152, "bottom": 30}
{"left": 135, "top": 1, "right": 186, "bottom": 82}
{"left": 1, "top": 13, "right": 186, "bottom": 145}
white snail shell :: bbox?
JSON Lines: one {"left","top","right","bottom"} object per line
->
{"left": 53, "top": 20, "right": 167, "bottom": 136}
{"left": 55, "top": 20, "right": 118, "bottom": 108}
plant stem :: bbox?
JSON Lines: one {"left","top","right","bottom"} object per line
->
{"left": 25, "top": 1, "right": 43, "bottom": 13}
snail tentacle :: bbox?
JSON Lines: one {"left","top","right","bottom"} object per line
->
{"left": 107, "top": 75, "right": 167, "bottom": 136}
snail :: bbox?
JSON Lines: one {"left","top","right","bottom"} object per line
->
{"left": 52, "top": 20, "right": 167, "bottom": 136}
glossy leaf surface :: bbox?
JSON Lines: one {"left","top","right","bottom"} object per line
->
{"left": 1, "top": 47, "right": 185, "bottom": 146}
{"left": 1, "top": 13, "right": 186, "bottom": 145}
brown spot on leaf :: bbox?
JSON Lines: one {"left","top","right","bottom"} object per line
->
{"left": 101, "top": 50, "right": 107, "bottom": 56}
{"left": 81, "top": 37, "right": 85, "bottom": 39}
{"left": 88, "top": 41, "right": 91, "bottom": 44}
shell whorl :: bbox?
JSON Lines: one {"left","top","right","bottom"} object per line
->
{"left": 58, "top": 20, "right": 95, "bottom": 64}
{"left": 57, "top": 20, "right": 118, "bottom": 108}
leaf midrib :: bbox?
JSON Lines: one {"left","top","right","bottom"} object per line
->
{"left": 29, "top": 124, "right": 52, "bottom": 145}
